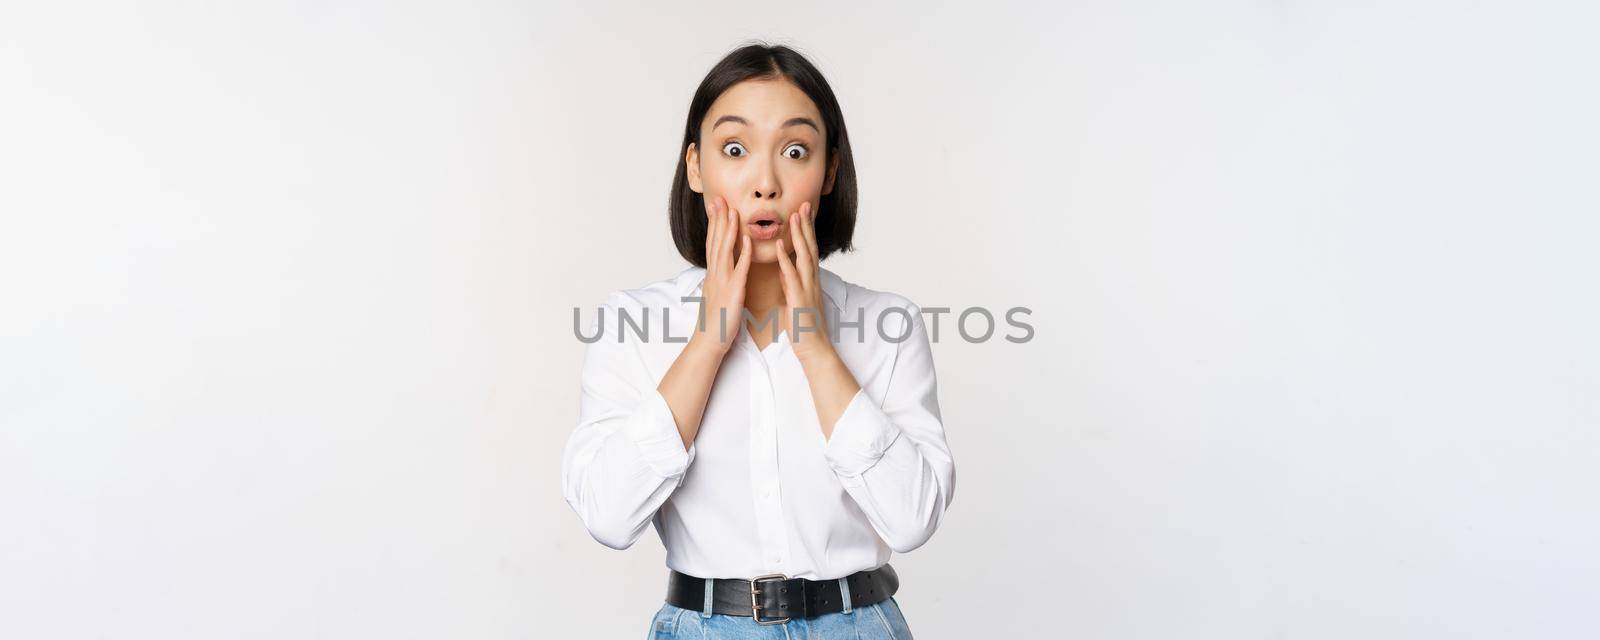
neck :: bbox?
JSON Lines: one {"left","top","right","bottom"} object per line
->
{"left": 742, "top": 262, "right": 786, "bottom": 320}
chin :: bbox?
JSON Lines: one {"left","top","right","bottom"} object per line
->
{"left": 754, "top": 243, "right": 795, "bottom": 264}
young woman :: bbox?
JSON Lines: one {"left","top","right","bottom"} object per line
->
{"left": 561, "top": 43, "right": 956, "bottom": 639}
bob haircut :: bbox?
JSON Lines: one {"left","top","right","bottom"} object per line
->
{"left": 669, "top": 43, "right": 858, "bottom": 268}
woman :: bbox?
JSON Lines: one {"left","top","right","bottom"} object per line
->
{"left": 561, "top": 43, "right": 956, "bottom": 639}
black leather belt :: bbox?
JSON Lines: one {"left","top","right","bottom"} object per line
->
{"left": 665, "top": 564, "right": 899, "bottom": 625}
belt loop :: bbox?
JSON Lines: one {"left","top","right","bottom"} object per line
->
{"left": 837, "top": 576, "right": 853, "bottom": 614}
{"left": 700, "top": 578, "right": 715, "bottom": 618}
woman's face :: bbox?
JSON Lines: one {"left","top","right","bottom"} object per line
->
{"left": 687, "top": 77, "right": 839, "bottom": 265}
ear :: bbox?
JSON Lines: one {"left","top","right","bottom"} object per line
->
{"left": 686, "top": 143, "right": 704, "bottom": 194}
{"left": 821, "top": 149, "right": 840, "bottom": 195}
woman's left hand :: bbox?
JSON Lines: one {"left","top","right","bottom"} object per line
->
{"left": 775, "top": 201, "right": 836, "bottom": 364}
{"left": 777, "top": 201, "right": 863, "bottom": 437}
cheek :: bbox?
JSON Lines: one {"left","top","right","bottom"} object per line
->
{"left": 783, "top": 165, "right": 826, "bottom": 198}
{"left": 698, "top": 161, "right": 743, "bottom": 199}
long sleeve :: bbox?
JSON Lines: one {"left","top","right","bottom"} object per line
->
{"left": 560, "top": 299, "right": 696, "bottom": 550}
{"left": 821, "top": 302, "right": 956, "bottom": 553}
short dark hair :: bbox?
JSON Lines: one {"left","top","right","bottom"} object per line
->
{"left": 669, "top": 42, "right": 858, "bottom": 268}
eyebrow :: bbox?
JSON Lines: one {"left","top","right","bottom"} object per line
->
{"left": 710, "top": 115, "right": 821, "bottom": 133}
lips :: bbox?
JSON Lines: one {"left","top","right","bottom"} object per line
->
{"left": 747, "top": 211, "right": 783, "bottom": 241}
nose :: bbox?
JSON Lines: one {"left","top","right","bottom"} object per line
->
{"left": 752, "top": 157, "right": 780, "bottom": 200}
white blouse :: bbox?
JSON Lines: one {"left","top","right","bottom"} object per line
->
{"left": 561, "top": 265, "right": 956, "bottom": 581}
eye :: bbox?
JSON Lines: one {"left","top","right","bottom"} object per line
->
{"left": 722, "top": 142, "right": 747, "bottom": 158}
{"left": 783, "top": 144, "right": 809, "bottom": 160}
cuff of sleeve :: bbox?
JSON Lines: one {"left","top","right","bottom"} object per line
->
{"left": 621, "top": 388, "right": 696, "bottom": 480}
{"left": 823, "top": 388, "right": 904, "bottom": 478}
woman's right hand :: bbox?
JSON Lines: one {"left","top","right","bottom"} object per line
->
{"left": 691, "top": 195, "right": 752, "bottom": 356}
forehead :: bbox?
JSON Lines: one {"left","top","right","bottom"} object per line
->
{"left": 703, "top": 77, "right": 824, "bottom": 131}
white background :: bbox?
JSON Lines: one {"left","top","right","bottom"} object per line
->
{"left": 2, "top": 1, "right": 1595, "bottom": 638}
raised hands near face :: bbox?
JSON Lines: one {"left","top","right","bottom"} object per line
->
{"left": 694, "top": 195, "right": 752, "bottom": 355}
{"left": 774, "top": 202, "right": 834, "bottom": 362}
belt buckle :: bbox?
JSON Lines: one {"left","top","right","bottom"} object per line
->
{"left": 749, "top": 573, "right": 791, "bottom": 625}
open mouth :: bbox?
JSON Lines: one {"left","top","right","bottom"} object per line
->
{"left": 748, "top": 216, "right": 783, "bottom": 240}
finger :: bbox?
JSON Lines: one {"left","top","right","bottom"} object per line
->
{"left": 722, "top": 202, "right": 739, "bottom": 275}
{"left": 774, "top": 237, "right": 802, "bottom": 314}
{"left": 706, "top": 197, "right": 723, "bottom": 274}
{"left": 734, "top": 234, "right": 752, "bottom": 284}
{"left": 715, "top": 198, "right": 731, "bottom": 275}
{"left": 802, "top": 204, "right": 820, "bottom": 301}
{"left": 774, "top": 237, "right": 807, "bottom": 335}
{"left": 789, "top": 212, "right": 814, "bottom": 293}
{"left": 801, "top": 202, "right": 819, "bottom": 269}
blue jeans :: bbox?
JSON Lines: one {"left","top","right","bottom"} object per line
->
{"left": 646, "top": 580, "right": 915, "bottom": 639}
